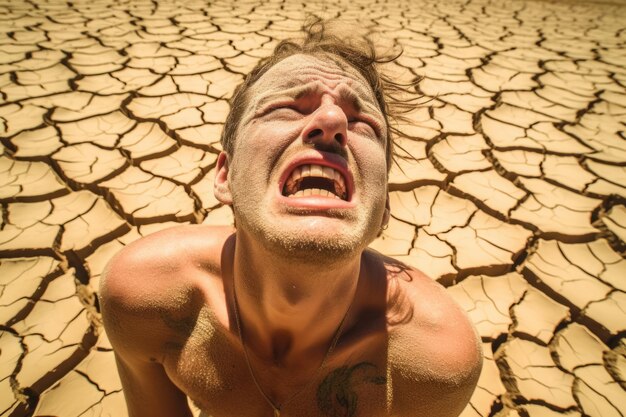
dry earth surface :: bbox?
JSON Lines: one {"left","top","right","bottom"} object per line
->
{"left": 1, "top": 0, "right": 625, "bottom": 416}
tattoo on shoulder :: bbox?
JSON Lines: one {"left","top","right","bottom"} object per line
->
{"left": 317, "top": 362, "right": 386, "bottom": 417}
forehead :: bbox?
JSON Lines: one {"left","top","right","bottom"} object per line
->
{"left": 250, "top": 53, "right": 378, "bottom": 106}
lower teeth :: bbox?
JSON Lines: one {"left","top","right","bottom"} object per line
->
{"left": 288, "top": 189, "right": 340, "bottom": 199}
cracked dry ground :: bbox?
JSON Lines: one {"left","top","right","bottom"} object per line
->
{"left": 0, "top": 0, "right": 625, "bottom": 416}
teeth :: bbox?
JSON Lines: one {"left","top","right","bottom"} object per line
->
{"left": 311, "top": 165, "right": 323, "bottom": 177}
{"left": 284, "top": 163, "right": 348, "bottom": 200}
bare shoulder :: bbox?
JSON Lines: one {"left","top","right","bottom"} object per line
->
{"left": 99, "top": 224, "right": 234, "bottom": 359}
{"left": 387, "top": 263, "right": 482, "bottom": 374}
{"left": 101, "top": 224, "right": 233, "bottom": 305}
{"left": 374, "top": 253, "right": 482, "bottom": 417}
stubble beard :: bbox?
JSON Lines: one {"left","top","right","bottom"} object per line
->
{"left": 228, "top": 157, "right": 388, "bottom": 265}
{"left": 232, "top": 202, "right": 382, "bottom": 266}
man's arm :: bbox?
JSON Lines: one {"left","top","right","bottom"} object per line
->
{"left": 100, "top": 238, "right": 194, "bottom": 417}
{"left": 113, "top": 351, "right": 193, "bottom": 417}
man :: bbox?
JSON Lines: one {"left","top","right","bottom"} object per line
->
{"left": 100, "top": 21, "right": 482, "bottom": 417}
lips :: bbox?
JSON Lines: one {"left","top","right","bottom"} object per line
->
{"left": 279, "top": 157, "right": 353, "bottom": 203}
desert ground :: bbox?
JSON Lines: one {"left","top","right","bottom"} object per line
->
{"left": 1, "top": 0, "right": 625, "bottom": 416}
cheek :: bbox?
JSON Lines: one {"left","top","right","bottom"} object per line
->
{"left": 353, "top": 141, "right": 388, "bottom": 180}
{"left": 229, "top": 124, "right": 301, "bottom": 187}
{"left": 241, "top": 121, "right": 301, "bottom": 153}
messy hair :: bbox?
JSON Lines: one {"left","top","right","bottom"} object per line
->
{"left": 220, "top": 18, "right": 419, "bottom": 170}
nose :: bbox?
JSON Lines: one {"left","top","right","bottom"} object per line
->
{"left": 302, "top": 104, "right": 348, "bottom": 148}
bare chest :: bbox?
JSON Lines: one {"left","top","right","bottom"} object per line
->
{"left": 163, "top": 321, "right": 390, "bottom": 417}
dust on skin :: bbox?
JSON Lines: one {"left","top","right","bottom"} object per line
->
{"left": 224, "top": 54, "right": 389, "bottom": 261}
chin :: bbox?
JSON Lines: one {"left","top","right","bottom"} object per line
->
{"left": 246, "top": 217, "right": 374, "bottom": 263}
{"left": 232, "top": 195, "right": 384, "bottom": 263}
{"left": 267, "top": 231, "right": 362, "bottom": 262}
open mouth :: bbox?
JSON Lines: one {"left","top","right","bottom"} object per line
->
{"left": 282, "top": 164, "right": 348, "bottom": 201}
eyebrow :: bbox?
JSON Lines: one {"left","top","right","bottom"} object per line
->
{"left": 254, "top": 83, "right": 319, "bottom": 112}
{"left": 254, "top": 80, "right": 382, "bottom": 118}
{"left": 336, "top": 83, "right": 373, "bottom": 114}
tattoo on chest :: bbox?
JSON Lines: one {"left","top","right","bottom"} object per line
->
{"left": 316, "top": 362, "right": 386, "bottom": 417}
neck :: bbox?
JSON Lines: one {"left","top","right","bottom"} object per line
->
{"left": 232, "top": 229, "right": 362, "bottom": 366}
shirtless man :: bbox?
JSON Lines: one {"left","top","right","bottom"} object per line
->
{"left": 100, "top": 21, "right": 482, "bottom": 417}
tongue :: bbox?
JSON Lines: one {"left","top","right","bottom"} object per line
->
{"left": 299, "top": 177, "right": 335, "bottom": 193}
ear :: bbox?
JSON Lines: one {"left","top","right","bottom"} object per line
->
{"left": 214, "top": 152, "right": 233, "bottom": 205}
{"left": 378, "top": 196, "right": 390, "bottom": 237}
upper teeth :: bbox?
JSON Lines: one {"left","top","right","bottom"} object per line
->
{"left": 284, "top": 164, "right": 347, "bottom": 199}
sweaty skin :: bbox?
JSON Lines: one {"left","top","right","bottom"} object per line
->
{"left": 100, "top": 54, "right": 482, "bottom": 417}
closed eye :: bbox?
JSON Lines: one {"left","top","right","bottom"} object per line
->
{"left": 272, "top": 105, "right": 299, "bottom": 112}
{"left": 348, "top": 119, "right": 379, "bottom": 139}
{"left": 258, "top": 103, "right": 302, "bottom": 119}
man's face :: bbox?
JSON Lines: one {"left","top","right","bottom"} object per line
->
{"left": 216, "top": 53, "right": 389, "bottom": 261}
